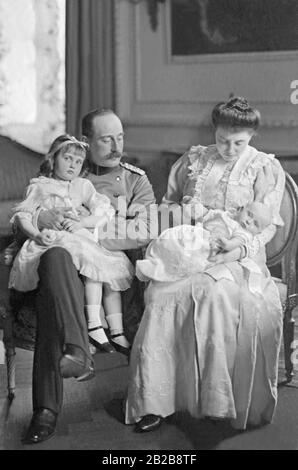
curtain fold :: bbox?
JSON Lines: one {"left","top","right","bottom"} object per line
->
{"left": 0, "top": 0, "right": 65, "bottom": 152}
{"left": 66, "top": 0, "right": 114, "bottom": 137}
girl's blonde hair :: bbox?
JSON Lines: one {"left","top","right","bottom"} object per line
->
{"left": 39, "top": 134, "right": 89, "bottom": 177}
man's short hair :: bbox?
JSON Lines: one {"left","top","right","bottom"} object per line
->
{"left": 81, "top": 108, "right": 116, "bottom": 138}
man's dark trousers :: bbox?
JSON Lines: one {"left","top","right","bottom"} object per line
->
{"left": 33, "top": 247, "right": 91, "bottom": 414}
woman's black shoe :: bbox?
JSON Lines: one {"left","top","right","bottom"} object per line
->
{"left": 22, "top": 408, "right": 57, "bottom": 444}
{"left": 135, "top": 414, "right": 162, "bottom": 433}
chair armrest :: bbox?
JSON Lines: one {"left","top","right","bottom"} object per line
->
{"left": 0, "top": 240, "right": 20, "bottom": 267}
{"left": 0, "top": 262, "right": 13, "bottom": 333}
{"left": 0, "top": 237, "right": 14, "bottom": 323}
{"left": 286, "top": 293, "right": 298, "bottom": 311}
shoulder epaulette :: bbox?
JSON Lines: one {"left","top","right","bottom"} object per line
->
{"left": 120, "top": 161, "right": 145, "bottom": 176}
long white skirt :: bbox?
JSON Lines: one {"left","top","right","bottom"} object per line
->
{"left": 125, "top": 266, "right": 282, "bottom": 429}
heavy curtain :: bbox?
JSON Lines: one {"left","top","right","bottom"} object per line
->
{"left": 65, "top": 0, "right": 115, "bottom": 137}
{"left": 0, "top": 0, "right": 65, "bottom": 153}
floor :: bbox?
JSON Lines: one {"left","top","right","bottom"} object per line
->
{"left": 1, "top": 321, "right": 298, "bottom": 451}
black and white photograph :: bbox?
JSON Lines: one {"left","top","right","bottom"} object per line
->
{"left": 0, "top": 0, "right": 298, "bottom": 454}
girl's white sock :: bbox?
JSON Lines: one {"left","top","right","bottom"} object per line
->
{"left": 86, "top": 305, "right": 109, "bottom": 344}
{"left": 106, "top": 312, "right": 130, "bottom": 348}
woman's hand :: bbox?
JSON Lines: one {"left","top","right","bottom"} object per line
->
{"left": 209, "top": 238, "right": 221, "bottom": 252}
{"left": 208, "top": 252, "right": 226, "bottom": 265}
{"left": 209, "top": 246, "right": 242, "bottom": 265}
{"left": 209, "top": 236, "right": 232, "bottom": 253}
{"left": 216, "top": 236, "right": 233, "bottom": 251}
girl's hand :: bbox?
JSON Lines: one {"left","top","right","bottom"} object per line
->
{"left": 34, "top": 230, "right": 57, "bottom": 246}
{"left": 38, "top": 208, "right": 80, "bottom": 231}
{"left": 61, "top": 219, "right": 83, "bottom": 232}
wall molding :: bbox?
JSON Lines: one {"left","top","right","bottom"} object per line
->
{"left": 114, "top": 0, "right": 298, "bottom": 154}
{"left": 123, "top": 116, "right": 298, "bottom": 128}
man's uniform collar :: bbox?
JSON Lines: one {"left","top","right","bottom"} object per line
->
{"left": 89, "top": 162, "right": 120, "bottom": 175}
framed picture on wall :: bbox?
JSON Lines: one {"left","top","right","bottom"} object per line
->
{"left": 171, "top": 0, "right": 298, "bottom": 57}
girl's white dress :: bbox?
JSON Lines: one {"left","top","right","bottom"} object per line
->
{"left": 9, "top": 176, "right": 134, "bottom": 292}
{"left": 125, "top": 144, "right": 285, "bottom": 430}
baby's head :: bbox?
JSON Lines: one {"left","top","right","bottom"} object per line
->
{"left": 237, "top": 202, "right": 271, "bottom": 235}
{"left": 39, "top": 134, "right": 89, "bottom": 181}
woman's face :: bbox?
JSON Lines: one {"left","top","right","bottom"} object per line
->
{"left": 215, "top": 126, "right": 254, "bottom": 162}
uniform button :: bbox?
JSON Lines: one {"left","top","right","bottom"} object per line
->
{"left": 116, "top": 176, "right": 121, "bottom": 181}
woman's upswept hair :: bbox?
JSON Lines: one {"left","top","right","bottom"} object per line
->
{"left": 211, "top": 96, "right": 261, "bottom": 131}
{"left": 39, "top": 134, "right": 89, "bottom": 177}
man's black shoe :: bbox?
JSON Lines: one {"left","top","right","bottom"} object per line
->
{"left": 60, "top": 344, "right": 94, "bottom": 380}
{"left": 22, "top": 408, "right": 57, "bottom": 444}
{"left": 134, "top": 414, "right": 162, "bottom": 433}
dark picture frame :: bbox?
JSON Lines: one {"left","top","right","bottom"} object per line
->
{"left": 171, "top": 0, "right": 298, "bottom": 56}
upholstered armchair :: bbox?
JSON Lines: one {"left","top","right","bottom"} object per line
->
{"left": 266, "top": 172, "right": 298, "bottom": 382}
{"left": 0, "top": 136, "right": 42, "bottom": 399}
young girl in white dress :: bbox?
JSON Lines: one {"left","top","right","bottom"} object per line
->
{"left": 136, "top": 201, "right": 273, "bottom": 295}
{"left": 9, "top": 134, "right": 133, "bottom": 354}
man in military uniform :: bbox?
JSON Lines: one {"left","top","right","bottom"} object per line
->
{"left": 23, "top": 109, "right": 156, "bottom": 444}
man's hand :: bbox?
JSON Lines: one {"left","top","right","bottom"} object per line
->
{"left": 2, "top": 241, "right": 20, "bottom": 266}
{"left": 38, "top": 208, "right": 80, "bottom": 231}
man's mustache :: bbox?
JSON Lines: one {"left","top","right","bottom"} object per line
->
{"left": 107, "top": 151, "right": 123, "bottom": 159}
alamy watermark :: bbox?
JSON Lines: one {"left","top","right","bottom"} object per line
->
{"left": 290, "top": 80, "right": 298, "bottom": 104}
{"left": 96, "top": 197, "right": 206, "bottom": 242}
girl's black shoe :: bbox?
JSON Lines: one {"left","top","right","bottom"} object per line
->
{"left": 109, "top": 332, "right": 131, "bottom": 356}
{"left": 88, "top": 326, "right": 116, "bottom": 354}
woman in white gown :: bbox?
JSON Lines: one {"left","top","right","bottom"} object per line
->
{"left": 125, "top": 96, "right": 285, "bottom": 431}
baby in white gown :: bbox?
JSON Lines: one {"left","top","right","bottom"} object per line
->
{"left": 9, "top": 134, "right": 133, "bottom": 354}
{"left": 136, "top": 201, "right": 272, "bottom": 294}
